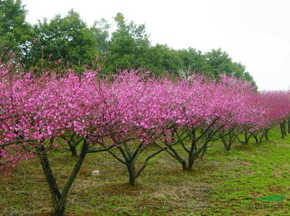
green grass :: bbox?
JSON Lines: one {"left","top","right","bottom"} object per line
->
{"left": 0, "top": 126, "right": 290, "bottom": 215}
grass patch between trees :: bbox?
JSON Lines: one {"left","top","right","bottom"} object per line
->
{"left": 1, "top": 126, "right": 289, "bottom": 215}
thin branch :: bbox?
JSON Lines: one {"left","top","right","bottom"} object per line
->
{"left": 87, "top": 144, "right": 116, "bottom": 153}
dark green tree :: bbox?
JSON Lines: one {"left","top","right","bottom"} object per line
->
{"left": 229, "top": 62, "right": 256, "bottom": 86}
{"left": 150, "top": 44, "right": 184, "bottom": 75}
{"left": 243, "top": 71, "right": 256, "bottom": 88}
{"left": 22, "top": 9, "right": 97, "bottom": 72}
{"left": 204, "top": 48, "right": 233, "bottom": 78}
{"left": 203, "top": 48, "right": 256, "bottom": 87}
{"left": 229, "top": 62, "right": 246, "bottom": 79}
{"left": 177, "top": 47, "right": 209, "bottom": 76}
{"left": 0, "top": 0, "right": 31, "bottom": 51}
{"left": 104, "top": 13, "right": 151, "bottom": 73}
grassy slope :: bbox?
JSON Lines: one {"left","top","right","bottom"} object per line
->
{"left": 0, "top": 126, "right": 289, "bottom": 216}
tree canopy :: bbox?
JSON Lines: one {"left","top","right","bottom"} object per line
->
{"left": 20, "top": 9, "right": 98, "bottom": 72}
{"left": 103, "top": 12, "right": 151, "bottom": 73}
{"left": 0, "top": 0, "right": 31, "bottom": 51}
{"left": 0, "top": 1, "right": 257, "bottom": 88}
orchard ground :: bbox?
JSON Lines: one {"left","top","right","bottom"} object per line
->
{"left": 0, "top": 125, "right": 289, "bottom": 216}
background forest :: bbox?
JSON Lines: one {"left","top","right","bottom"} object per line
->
{"left": 0, "top": 0, "right": 256, "bottom": 87}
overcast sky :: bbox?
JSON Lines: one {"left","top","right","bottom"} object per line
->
{"left": 21, "top": 0, "right": 290, "bottom": 91}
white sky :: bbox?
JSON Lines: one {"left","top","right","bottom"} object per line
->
{"left": 21, "top": 0, "right": 290, "bottom": 91}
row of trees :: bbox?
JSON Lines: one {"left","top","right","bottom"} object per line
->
{"left": 1, "top": 61, "right": 289, "bottom": 214}
{"left": 0, "top": 0, "right": 256, "bottom": 86}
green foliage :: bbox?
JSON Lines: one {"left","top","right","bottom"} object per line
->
{"left": 21, "top": 9, "right": 98, "bottom": 72}
{"left": 177, "top": 47, "right": 209, "bottom": 76}
{"left": 151, "top": 44, "right": 184, "bottom": 75}
{"left": 204, "top": 48, "right": 256, "bottom": 87}
{"left": 0, "top": 0, "right": 32, "bottom": 52}
{"left": 204, "top": 48, "right": 233, "bottom": 78}
{"left": 0, "top": 4, "right": 257, "bottom": 87}
{"left": 104, "top": 12, "right": 151, "bottom": 73}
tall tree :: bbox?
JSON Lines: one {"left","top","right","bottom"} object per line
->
{"left": 104, "top": 13, "right": 151, "bottom": 73}
{"left": 21, "top": 9, "right": 97, "bottom": 72}
{"left": 151, "top": 44, "right": 184, "bottom": 75}
{"left": 177, "top": 47, "right": 209, "bottom": 76}
{"left": 0, "top": 0, "right": 31, "bottom": 51}
{"left": 204, "top": 48, "right": 256, "bottom": 87}
{"left": 204, "top": 48, "right": 233, "bottom": 78}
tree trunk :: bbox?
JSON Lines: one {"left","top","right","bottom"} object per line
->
{"left": 280, "top": 122, "right": 285, "bottom": 139}
{"left": 245, "top": 133, "right": 249, "bottom": 145}
{"left": 222, "top": 136, "right": 231, "bottom": 151}
{"left": 39, "top": 145, "right": 61, "bottom": 210}
{"left": 38, "top": 139, "right": 88, "bottom": 216}
{"left": 288, "top": 117, "right": 290, "bottom": 134}
{"left": 252, "top": 132, "right": 259, "bottom": 144}
{"left": 68, "top": 144, "right": 77, "bottom": 157}
{"left": 53, "top": 206, "right": 65, "bottom": 216}
{"left": 187, "top": 152, "right": 198, "bottom": 170}
{"left": 126, "top": 161, "right": 136, "bottom": 185}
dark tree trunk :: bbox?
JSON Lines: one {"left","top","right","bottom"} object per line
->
{"left": 38, "top": 139, "right": 88, "bottom": 216}
{"left": 68, "top": 144, "right": 77, "bottom": 157}
{"left": 288, "top": 117, "right": 290, "bottom": 134}
{"left": 280, "top": 122, "right": 286, "bottom": 139}
{"left": 126, "top": 161, "right": 136, "bottom": 185}
{"left": 252, "top": 132, "right": 259, "bottom": 144}
{"left": 236, "top": 132, "right": 251, "bottom": 145}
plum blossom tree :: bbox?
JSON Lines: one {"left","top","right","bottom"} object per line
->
{"left": 153, "top": 74, "right": 263, "bottom": 168}
{"left": 1, "top": 63, "right": 289, "bottom": 215}
{"left": 0, "top": 67, "right": 114, "bottom": 215}
{"left": 259, "top": 91, "right": 290, "bottom": 139}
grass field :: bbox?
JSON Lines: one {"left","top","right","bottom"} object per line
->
{"left": 1, "top": 126, "right": 289, "bottom": 215}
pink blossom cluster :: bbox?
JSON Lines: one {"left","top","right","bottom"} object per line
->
{"left": 1, "top": 69, "right": 290, "bottom": 176}
{"left": 258, "top": 90, "right": 290, "bottom": 127}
